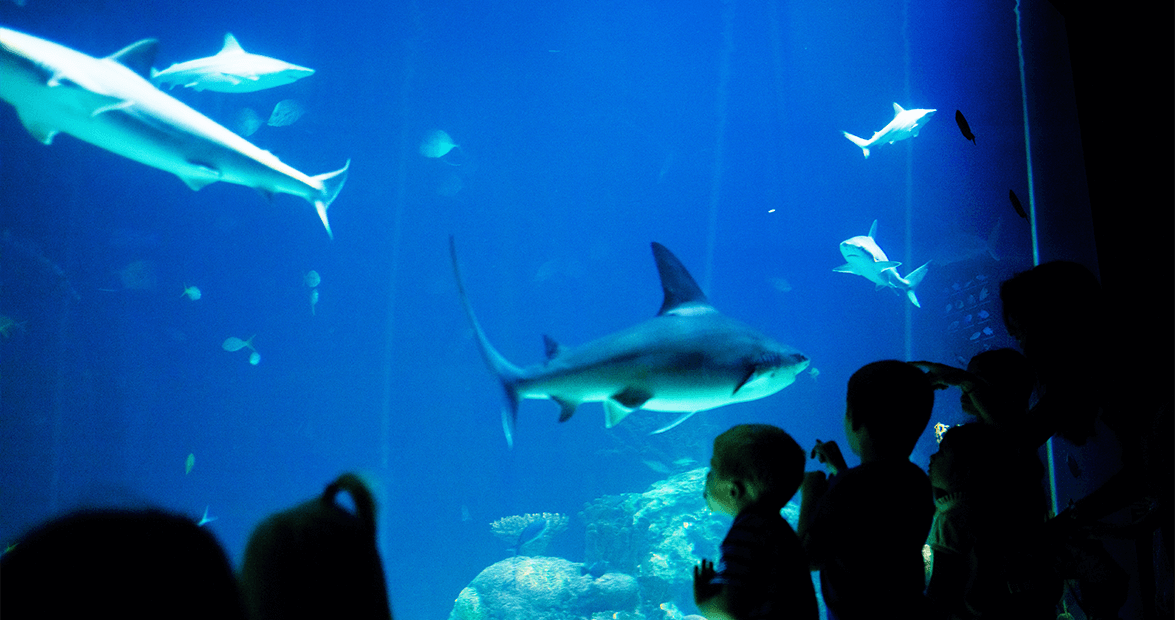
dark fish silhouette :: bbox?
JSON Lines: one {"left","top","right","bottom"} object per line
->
{"left": 955, "top": 110, "right": 975, "bottom": 143}
{"left": 1008, "top": 190, "right": 1028, "bottom": 220}
{"left": 509, "top": 518, "right": 548, "bottom": 555}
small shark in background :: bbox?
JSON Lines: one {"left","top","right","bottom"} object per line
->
{"left": 450, "top": 237, "right": 810, "bottom": 447}
{"left": 834, "top": 220, "right": 930, "bottom": 307}
{"left": 843, "top": 103, "right": 936, "bottom": 158}
{"left": 0, "top": 28, "right": 348, "bottom": 237}
{"left": 151, "top": 33, "right": 314, "bottom": 93}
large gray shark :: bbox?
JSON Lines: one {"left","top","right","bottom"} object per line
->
{"left": 450, "top": 237, "right": 810, "bottom": 447}
{"left": 843, "top": 103, "right": 936, "bottom": 159}
{"left": 834, "top": 220, "right": 930, "bottom": 307}
{"left": 0, "top": 28, "right": 347, "bottom": 237}
{"left": 151, "top": 33, "right": 314, "bottom": 93}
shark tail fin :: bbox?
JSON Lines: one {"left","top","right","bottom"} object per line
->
{"left": 310, "top": 160, "right": 350, "bottom": 239}
{"left": 903, "top": 261, "right": 931, "bottom": 307}
{"left": 842, "top": 131, "right": 871, "bottom": 159}
{"left": 450, "top": 236, "right": 527, "bottom": 448}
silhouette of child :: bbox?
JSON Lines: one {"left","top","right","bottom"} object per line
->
{"left": 693, "top": 423, "right": 818, "bottom": 620}
{"left": 926, "top": 423, "right": 1060, "bottom": 619}
{"left": 239, "top": 473, "right": 394, "bottom": 620}
{"left": 798, "top": 360, "right": 936, "bottom": 620}
{"left": 0, "top": 508, "right": 245, "bottom": 620}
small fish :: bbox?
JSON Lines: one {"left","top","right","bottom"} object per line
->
{"left": 310, "top": 288, "right": 319, "bottom": 315}
{"left": 267, "top": 99, "right": 305, "bottom": 127}
{"left": 955, "top": 110, "right": 975, "bottom": 143}
{"left": 808, "top": 367, "right": 820, "bottom": 380}
{"left": 222, "top": 335, "right": 256, "bottom": 352}
{"left": 249, "top": 351, "right": 261, "bottom": 365}
{"left": 420, "top": 129, "right": 459, "bottom": 158}
{"left": 0, "top": 316, "right": 27, "bottom": 338}
{"left": 672, "top": 457, "right": 696, "bottom": 467}
{"left": 235, "top": 107, "right": 262, "bottom": 137}
{"left": 642, "top": 459, "right": 670, "bottom": 474}
{"left": 304, "top": 270, "right": 321, "bottom": 288}
{"left": 510, "top": 518, "right": 549, "bottom": 555}
{"left": 197, "top": 505, "right": 218, "bottom": 527}
{"left": 1008, "top": 190, "right": 1028, "bottom": 220}
{"left": 185, "top": 452, "right": 195, "bottom": 474}
{"left": 181, "top": 284, "right": 202, "bottom": 300}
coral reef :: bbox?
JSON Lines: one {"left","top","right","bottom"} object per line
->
{"left": 451, "top": 469, "right": 808, "bottom": 620}
{"left": 582, "top": 468, "right": 728, "bottom": 616}
{"left": 447, "top": 556, "right": 639, "bottom": 620}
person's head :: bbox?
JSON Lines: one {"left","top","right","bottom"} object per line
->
{"left": 929, "top": 424, "right": 1042, "bottom": 502}
{"left": 0, "top": 508, "right": 245, "bottom": 620}
{"left": 999, "top": 260, "right": 1103, "bottom": 358}
{"left": 704, "top": 423, "right": 804, "bottom": 515}
{"left": 964, "top": 348, "right": 1035, "bottom": 417}
{"left": 845, "top": 360, "right": 934, "bottom": 459}
{"left": 239, "top": 473, "right": 392, "bottom": 620}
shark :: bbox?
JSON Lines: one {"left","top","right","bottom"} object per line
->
{"left": 0, "top": 27, "right": 348, "bottom": 237}
{"left": 150, "top": 33, "right": 314, "bottom": 93}
{"left": 834, "top": 220, "right": 930, "bottom": 307}
{"left": 843, "top": 103, "right": 936, "bottom": 159}
{"left": 450, "top": 237, "right": 810, "bottom": 447}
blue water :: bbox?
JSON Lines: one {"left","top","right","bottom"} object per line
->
{"left": 0, "top": 1, "right": 1092, "bottom": 618}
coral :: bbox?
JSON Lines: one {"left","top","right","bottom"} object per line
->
{"left": 490, "top": 512, "right": 569, "bottom": 555}
{"left": 582, "top": 468, "right": 728, "bottom": 617}
{"left": 446, "top": 556, "right": 640, "bottom": 620}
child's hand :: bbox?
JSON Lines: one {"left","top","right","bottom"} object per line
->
{"left": 692, "top": 558, "right": 720, "bottom": 604}
{"left": 810, "top": 439, "right": 847, "bottom": 475}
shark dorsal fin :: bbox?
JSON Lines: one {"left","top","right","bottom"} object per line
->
{"left": 893, "top": 102, "right": 906, "bottom": 115}
{"left": 220, "top": 33, "right": 244, "bottom": 55}
{"left": 868, "top": 219, "right": 878, "bottom": 239}
{"left": 542, "top": 334, "right": 564, "bottom": 361}
{"left": 107, "top": 39, "right": 159, "bottom": 79}
{"left": 651, "top": 242, "right": 710, "bottom": 316}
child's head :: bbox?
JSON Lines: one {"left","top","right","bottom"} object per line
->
{"left": 845, "top": 360, "right": 934, "bottom": 458}
{"left": 965, "top": 348, "right": 1034, "bottom": 416}
{"left": 705, "top": 424, "right": 804, "bottom": 514}
{"left": 929, "top": 424, "right": 1022, "bottom": 494}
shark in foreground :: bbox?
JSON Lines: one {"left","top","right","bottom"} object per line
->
{"left": 151, "top": 33, "right": 314, "bottom": 93}
{"left": 834, "top": 220, "right": 930, "bottom": 307}
{"left": 843, "top": 103, "right": 936, "bottom": 159}
{"left": 0, "top": 27, "right": 348, "bottom": 237}
{"left": 450, "top": 237, "right": 810, "bottom": 447}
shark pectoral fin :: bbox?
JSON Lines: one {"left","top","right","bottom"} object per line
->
{"left": 832, "top": 264, "right": 855, "bottom": 273}
{"left": 18, "top": 115, "right": 59, "bottom": 145}
{"left": 178, "top": 163, "right": 222, "bottom": 191}
{"left": 605, "top": 387, "right": 652, "bottom": 429}
{"left": 732, "top": 365, "right": 758, "bottom": 395}
{"left": 552, "top": 397, "right": 578, "bottom": 422}
{"left": 603, "top": 400, "right": 632, "bottom": 429}
{"left": 89, "top": 99, "right": 135, "bottom": 117}
{"left": 650, "top": 410, "right": 700, "bottom": 435}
